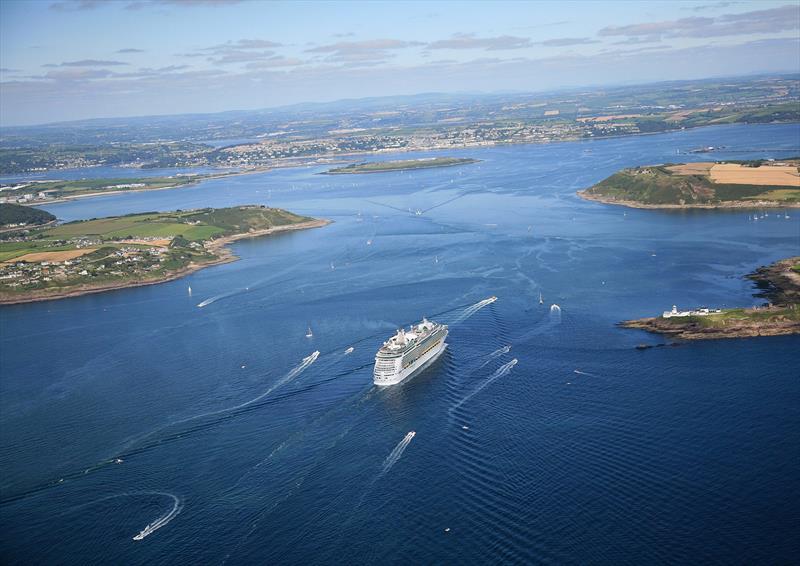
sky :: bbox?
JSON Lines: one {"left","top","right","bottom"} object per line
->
{"left": 1, "top": 0, "right": 798, "bottom": 126}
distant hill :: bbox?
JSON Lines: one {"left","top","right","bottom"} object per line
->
{"left": 580, "top": 159, "right": 800, "bottom": 207}
{"left": 0, "top": 203, "right": 56, "bottom": 227}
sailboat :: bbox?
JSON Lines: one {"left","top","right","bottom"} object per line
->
{"left": 305, "top": 326, "right": 313, "bottom": 338}
{"left": 188, "top": 285, "right": 192, "bottom": 297}
{"left": 539, "top": 292, "right": 544, "bottom": 305}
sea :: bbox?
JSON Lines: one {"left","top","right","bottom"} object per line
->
{"left": 1, "top": 123, "right": 798, "bottom": 564}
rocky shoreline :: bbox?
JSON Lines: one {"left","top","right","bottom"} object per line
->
{"left": 0, "top": 219, "right": 330, "bottom": 305}
{"left": 577, "top": 190, "right": 800, "bottom": 210}
{"left": 620, "top": 308, "right": 799, "bottom": 340}
{"left": 620, "top": 256, "right": 800, "bottom": 340}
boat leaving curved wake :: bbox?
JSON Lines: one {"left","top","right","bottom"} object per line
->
{"left": 449, "top": 296, "right": 497, "bottom": 324}
{"left": 450, "top": 358, "right": 518, "bottom": 414}
{"left": 132, "top": 493, "right": 182, "bottom": 541}
{"left": 382, "top": 431, "right": 416, "bottom": 474}
{"left": 480, "top": 345, "right": 511, "bottom": 367}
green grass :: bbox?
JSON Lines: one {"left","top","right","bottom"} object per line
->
{"left": 661, "top": 306, "right": 800, "bottom": 328}
{"left": 587, "top": 162, "right": 800, "bottom": 205}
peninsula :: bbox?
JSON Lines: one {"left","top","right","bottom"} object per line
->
{"left": 0, "top": 172, "right": 242, "bottom": 206}
{"left": 621, "top": 257, "right": 800, "bottom": 340}
{"left": 579, "top": 158, "right": 800, "bottom": 208}
{"left": 324, "top": 157, "right": 478, "bottom": 174}
{"left": 0, "top": 205, "right": 328, "bottom": 304}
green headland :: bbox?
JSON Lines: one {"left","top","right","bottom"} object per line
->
{"left": 0, "top": 205, "right": 328, "bottom": 304}
{"left": 579, "top": 158, "right": 800, "bottom": 208}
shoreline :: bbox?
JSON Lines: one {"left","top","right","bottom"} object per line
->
{"left": 10, "top": 120, "right": 798, "bottom": 189}
{"left": 620, "top": 257, "right": 800, "bottom": 340}
{"left": 0, "top": 218, "right": 330, "bottom": 306}
{"left": 577, "top": 189, "right": 800, "bottom": 210}
{"left": 619, "top": 309, "right": 800, "bottom": 340}
{"left": 321, "top": 158, "right": 479, "bottom": 175}
{"left": 17, "top": 169, "right": 268, "bottom": 207}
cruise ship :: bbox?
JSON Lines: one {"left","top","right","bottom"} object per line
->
{"left": 374, "top": 318, "right": 448, "bottom": 385}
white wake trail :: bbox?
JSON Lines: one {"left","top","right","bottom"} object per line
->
{"left": 573, "top": 369, "right": 597, "bottom": 377}
{"left": 382, "top": 431, "right": 416, "bottom": 474}
{"left": 132, "top": 493, "right": 182, "bottom": 541}
{"left": 219, "top": 351, "right": 320, "bottom": 415}
{"left": 116, "top": 351, "right": 321, "bottom": 454}
{"left": 450, "top": 296, "right": 497, "bottom": 324}
{"left": 480, "top": 345, "right": 511, "bottom": 368}
{"left": 450, "top": 358, "right": 518, "bottom": 413}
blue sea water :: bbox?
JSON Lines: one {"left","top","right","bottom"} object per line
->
{"left": 0, "top": 124, "right": 799, "bottom": 564}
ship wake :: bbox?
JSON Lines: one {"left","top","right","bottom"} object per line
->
{"left": 480, "top": 345, "right": 511, "bottom": 368}
{"left": 132, "top": 493, "right": 182, "bottom": 541}
{"left": 449, "top": 296, "right": 497, "bottom": 324}
{"left": 450, "top": 358, "right": 518, "bottom": 414}
{"left": 382, "top": 431, "right": 416, "bottom": 474}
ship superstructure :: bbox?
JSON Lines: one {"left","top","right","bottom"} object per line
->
{"left": 374, "top": 318, "right": 448, "bottom": 386}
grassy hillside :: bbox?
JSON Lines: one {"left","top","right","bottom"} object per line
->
{"left": 583, "top": 160, "right": 800, "bottom": 206}
{"left": 0, "top": 206, "right": 319, "bottom": 301}
{"left": 0, "top": 203, "right": 56, "bottom": 227}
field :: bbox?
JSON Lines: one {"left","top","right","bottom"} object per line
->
{"left": 6, "top": 249, "right": 97, "bottom": 264}
{"left": 708, "top": 163, "right": 799, "bottom": 186}
{"left": 665, "top": 162, "right": 714, "bottom": 175}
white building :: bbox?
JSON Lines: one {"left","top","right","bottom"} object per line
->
{"left": 663, "top": 305, "right": 723, "bottom": 318}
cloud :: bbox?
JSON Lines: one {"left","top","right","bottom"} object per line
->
{"left": 125, "top": 0, "right": 243, "bottom": 8}
{"left": 51, "top": 0, "right": 242, "bottom": 9}
{"left": 244, "top": 57, "right": 306, "bottom": 70}
{"left": 426, "top": 33, "right": 532, "bottom": 50}
{"left": 3, "top": 36, "right": 798, "bottom": 127}
{"left": 49, "top": 0, "right": 102, "bottom": 10}
{"left": 43, "top": 59, "right": 130, "bottom": 67}
{"left": 612, "top": 36, "right": 662, "bottom": 45}
{"left": 208, "top": 50, "right": 280, "bottom": 65}
{"left": 204, "top": 39, "right": 282, "bottom": 51}
{"left": 0, "top": 68, "right": 22, "bottom": 73}
{"left": 306, "top": 38, "right": 423, "bottom": 64}
{"left": 117, "top": 48, "right": 145, "bottom": 53}
{"left": 535, "top": 37, "right": 601, "bottom": 47}
{"left": 599, "top": 4, "right": 799, "bottom": 38}
{"left": 691, "top": 1, "right": 735, "bottom": 11}
{"left": 41, "top": 68, "right": 117, "bottom": 81}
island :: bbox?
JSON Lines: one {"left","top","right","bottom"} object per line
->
{"left": 324, "top": 157, "right": 478, "bottom": 174}
{"left": 620, "top": 257, "right": 800, "bottom": 340}
{"left": 579, "top": 158, "right": 800, "bottom": 208}
{"left": 0, "top": 205, "right": 328, "bottom": 304}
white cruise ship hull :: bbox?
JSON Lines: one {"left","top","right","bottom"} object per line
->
{"left": 374, "top": 334, "right": 447, "bottom": 386}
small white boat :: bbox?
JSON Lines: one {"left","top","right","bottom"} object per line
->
{"left": 366, "top": 239, "right": 372, "bottom": 246}
{"left": 344, "top": 346, "right": 354, "bottom": 355}
{"left": 187, "top": 285, "right": 192, "bottom": 297}
{"left": 539, "top": 292, "right": 544, "bottom": 305}
{"left": 305, "top": 326, "right": 313, "bottom": 338}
